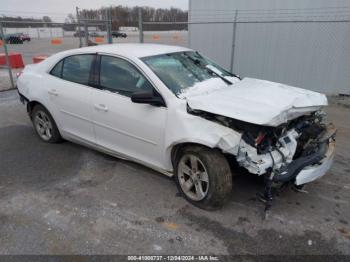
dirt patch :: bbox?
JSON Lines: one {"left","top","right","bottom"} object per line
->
{"left": 179, "top": 207, "right": 342, "bottom": 255}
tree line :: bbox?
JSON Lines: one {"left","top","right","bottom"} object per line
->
{"left": 0, "top": 5, "right": 188, "bottom": 31}
{"left": 0, "top": 16, "right": 54, "bottom": 28}
{"left": 77, "top": 5, "right": 188, "bottom": 31}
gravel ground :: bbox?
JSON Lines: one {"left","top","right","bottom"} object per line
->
{"left": 0, "top": 89, "right": 349, "bottom": 256}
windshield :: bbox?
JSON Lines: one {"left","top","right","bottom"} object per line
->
{"left": 141, "top": 51, "right": 235, "bottom": 97}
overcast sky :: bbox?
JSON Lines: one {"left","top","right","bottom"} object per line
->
{"left": 0, "top": 0, "right": 188, "bottom": 20}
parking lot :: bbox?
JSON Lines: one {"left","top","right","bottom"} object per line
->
{"left": 2, "top": 32, "right": 188, "bottom": 65}
{"left": 0, "top": 32, "right": 188, "bottom": 91}
{"left": 0, "top": 89, "right": 349, "bottom": 255}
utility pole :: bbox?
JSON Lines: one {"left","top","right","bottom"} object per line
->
{"left": 84, "top": 20, "right": 89, "bottom": 46}
{"left": 230, "top": 10, "right": 238, "bottom": 72}
{"left": 138, "top": 7, "right": 144, "bottom": 43}
{"left": 107, "top": 7, "right": 112, "bottom": 44}
{"left": 76, "top": 7, "right": 82, "bottom": 47}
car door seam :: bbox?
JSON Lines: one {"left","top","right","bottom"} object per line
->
{"left": 60, "top": 109, "right": 93, "bottom": 123}
{"left": 93, "top": 120, "right": 158, "bottom": 146}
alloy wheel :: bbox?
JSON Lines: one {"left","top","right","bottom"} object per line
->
{"left": 34, "top": 111, "right": 53, "bottom": 141}
{"left": 178, "top": 154, "right": 209, "bottom": 201}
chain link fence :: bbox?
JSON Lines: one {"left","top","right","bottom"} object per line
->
{"left": 142, "top": 7, "right": 350, "bottom": 95}
{"left": 0, "top": 22, "right": 15, "bottom": 91}
{"left": 0, "top": 7, "right": 189, "bottom": 91}
{"left": 0, "top": 6, "right": 349, "bottom": 94}
{"left": 0, "top": 18, "right": 109, "bottom": 91}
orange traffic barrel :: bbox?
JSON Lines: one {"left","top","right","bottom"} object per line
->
{"left": 51, "top": 38, "right": 62, "bottom": 45}
{"left": 152, "top": 35, "right": 160, "bottom": 40}
{"left": 95, "top": 37, "right": 104, "bottom": 43}
{"left": 33, "top": 55, "right": 49, "bottom": 64}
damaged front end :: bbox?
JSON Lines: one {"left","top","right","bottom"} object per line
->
{"left": 232, "top": 110, "right": 336, "bottom": 215}
{"left": 188, "top": 106, "right": 336, "bottom": 184}
{"left": 188, "top": 107, "right": 336, "bottom": 214}
{"left": 235, "top": 111, "right": 336, "bottom": 185}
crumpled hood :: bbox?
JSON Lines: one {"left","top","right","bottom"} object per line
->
{"left": 185, "top": 77, "right": 328, "bottom": 126}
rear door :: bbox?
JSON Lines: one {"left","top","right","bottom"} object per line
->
{"left": 45, "top": 54, "right": 96, "bottom": 143}
{"left": 90, "top": 54, "right": 167, "bottom": 169}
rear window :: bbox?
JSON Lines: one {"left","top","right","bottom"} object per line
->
{"left": 62, "top": 55, "right": 95, "bottom": 85}
{"left": 50, "top": 60, "right": 63, "bottom": 78}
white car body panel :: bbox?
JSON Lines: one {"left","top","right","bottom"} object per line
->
{"left": 45, "top": 75, "right": 95, "bottom": 143}
{"left": 185, "top": 77, "right": 328, "bottom": 127}
{"left": 17, "top": 43, "right": 333, "bottom": 186}
{"left": 91, "top": 88, "right": 168, "bottom": 169}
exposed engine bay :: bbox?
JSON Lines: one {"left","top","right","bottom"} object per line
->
{"left": 235, "top": 111, "right": 335, "bottom": 181}
{"left": 188, "top": 106, "right": 336, "bottom": 184}
{"left": 188, "top": 106, "right": 336, "bottom": 216}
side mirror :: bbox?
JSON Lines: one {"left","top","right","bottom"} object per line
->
{"left": 131, "top": 89, "right": 166, "bottom": 107}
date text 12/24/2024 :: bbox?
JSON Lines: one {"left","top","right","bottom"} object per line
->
{"left": 127, "top": 255, "right": 219, "bottom": 261}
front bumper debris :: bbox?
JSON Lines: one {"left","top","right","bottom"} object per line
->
{"left": 273, "top": 124, "right": 336, "bottom": 185}
{"left": 257, "top": 124, "right": 336, "bottom": 218}
{"left": 295, "top": 139, "right": 335, "bottom": 185}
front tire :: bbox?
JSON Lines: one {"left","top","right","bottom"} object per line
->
{"left": 174, "top": 145, "right": 232, "bottom": 210}
{"left": 31, "top": 105, "right": 63, "bottom": 143}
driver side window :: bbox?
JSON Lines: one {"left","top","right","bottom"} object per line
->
{"left": 99, "top": 55, "right": 153, "bottom": 97}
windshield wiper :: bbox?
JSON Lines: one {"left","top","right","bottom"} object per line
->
{"left": 183, "top": 53, "right": 233, "bottom": 85}
{"left": 205, "top": 64, "right": 233, "bottom": 85}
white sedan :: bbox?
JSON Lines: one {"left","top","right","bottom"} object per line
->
{"left": 17, "top": 43, "right": 336, "bottom": 210}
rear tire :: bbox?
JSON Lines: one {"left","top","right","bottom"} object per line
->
{"left": 31, "top": 105, "right": 63, "bottom": 143}
{"left": 174, "top": 145, "right": 232, "bottom": 210}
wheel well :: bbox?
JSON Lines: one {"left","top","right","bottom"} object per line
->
{"left": 171, "top": 142, "right": 240, "bottom": 175}
{"left": 171, "top": 143, "right": 212, "bottom": 167}
{"left": 27, "top": 101, "right": 42, "bottom": 117}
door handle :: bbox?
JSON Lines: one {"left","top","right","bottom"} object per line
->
{"left": 94, "top": 104, "right": 108, "bottom": 112}
{"left": 48, "top": 89, "right": 58, "bottom": 96}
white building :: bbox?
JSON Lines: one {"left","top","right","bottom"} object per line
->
{"left": 119, "top": 26, "right": 138, "bottom": 32}
{"left": 75, "top": 26, "right": 99, "bottom": 32}
{"left": 4, "top": 27, "right": 63, "bottom": 38}
{"left": 189, "top": 0, "right": 350, "bottom": 94}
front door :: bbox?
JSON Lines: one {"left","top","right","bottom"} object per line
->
{"left": 91, "top": 55, "right": 167, "bottom": 169}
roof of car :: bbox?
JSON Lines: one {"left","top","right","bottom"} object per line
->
{"left": 75, "top": 43, "right": 192, "bottom": 58}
